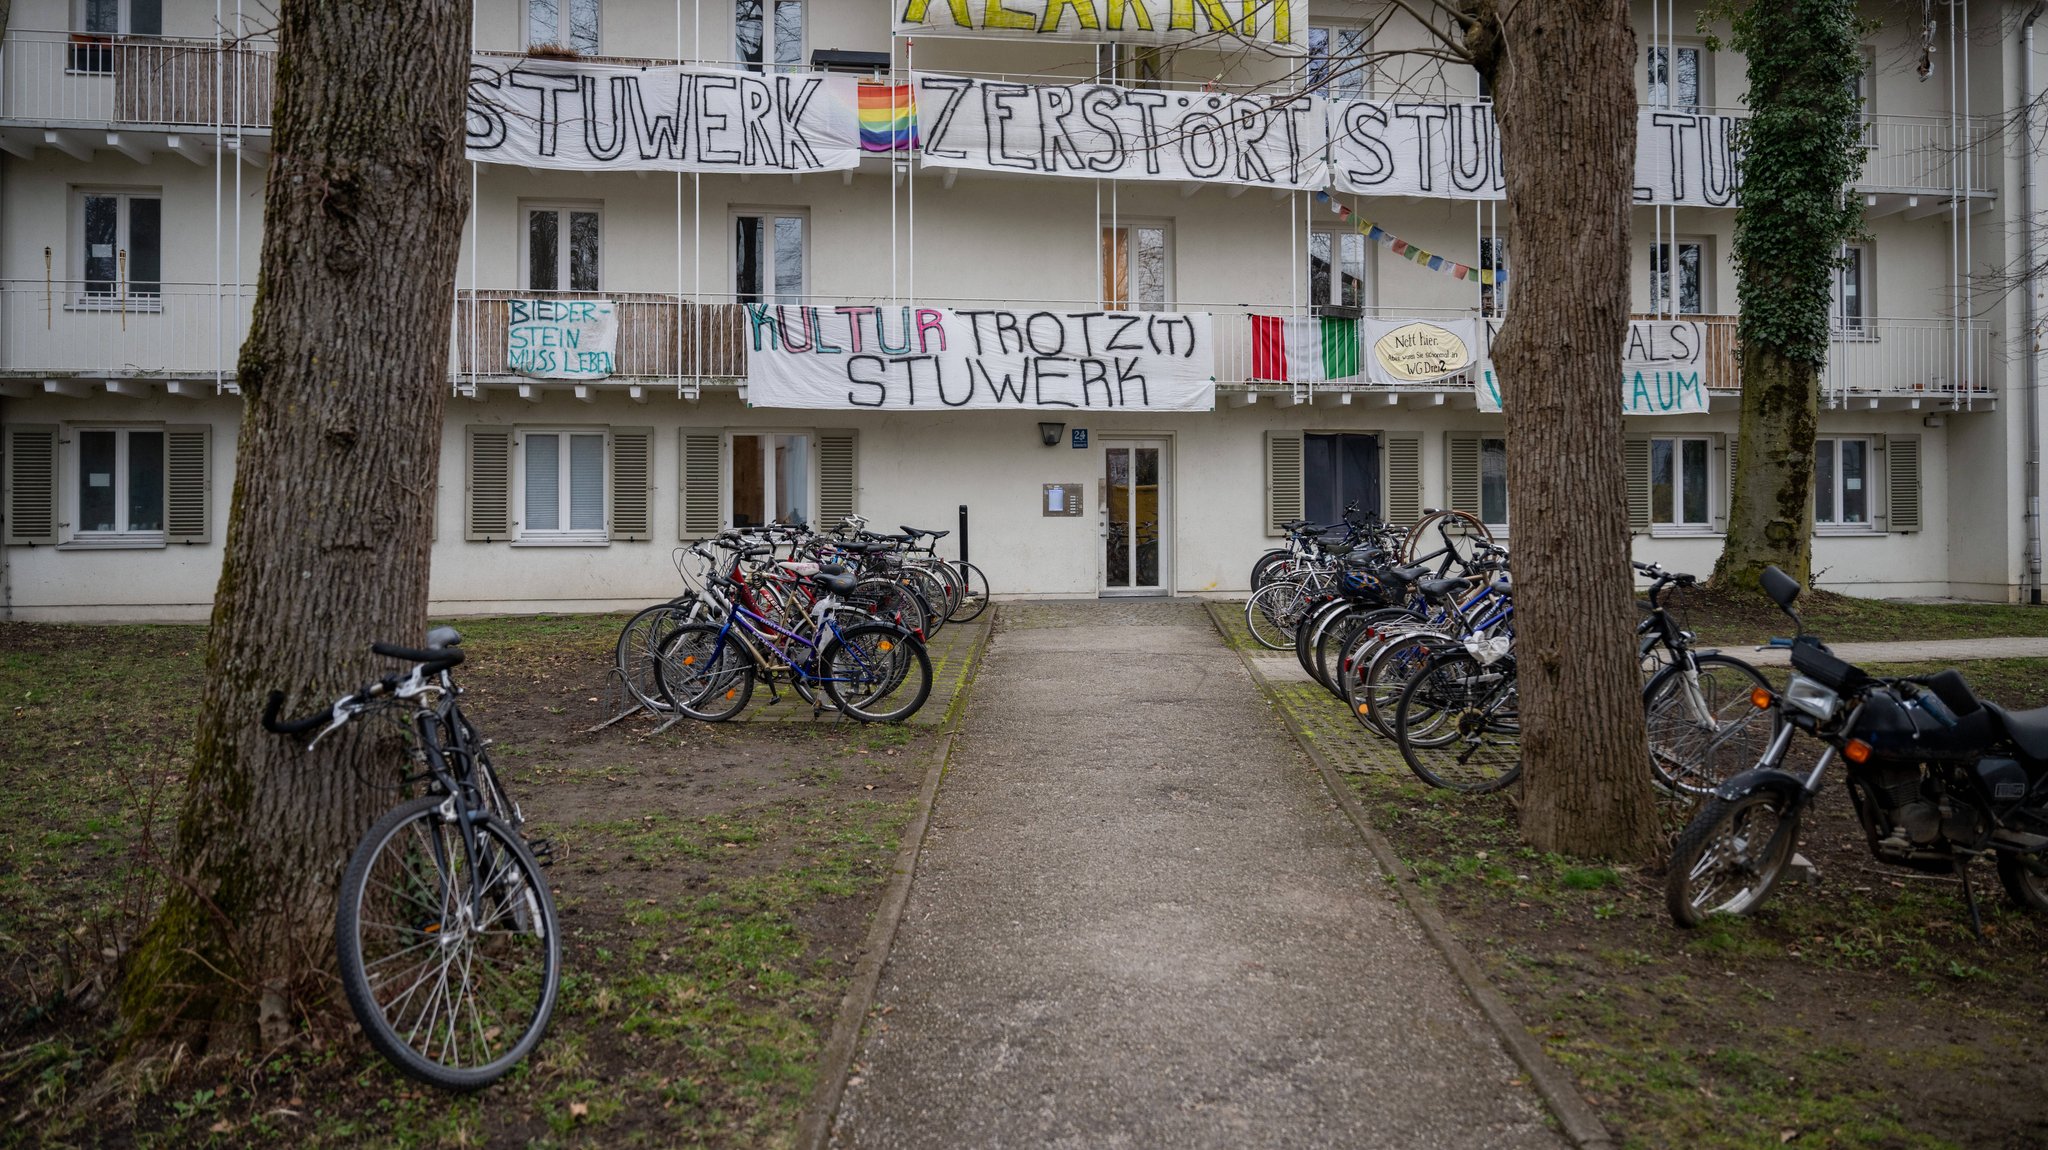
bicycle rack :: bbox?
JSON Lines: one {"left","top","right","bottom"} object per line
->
{"left": 584, "top": 667, "right": 664, "bottom": 733}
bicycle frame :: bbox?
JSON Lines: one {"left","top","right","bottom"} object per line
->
{"left": 704, "top": 593, "right": 894, "bottom": 690}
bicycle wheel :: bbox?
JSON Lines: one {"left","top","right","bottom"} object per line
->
{"left": 1667, "top": 790, "right": 1800, "bottom": 927}
{"left": 337, "top": 795, "right": 560, "bottom": 1091}
{"left": 1394, "top": 649, "right": 1522, "bottom": 793}
{"left": 1250, "top": 550, "right": 1294, "bottom": 591}
{"left": 854, "top": 577, "right": 929, "bottom": 638}
{"left": 1244, "top": 581, "right": 1305, "bottom": 650}
{"left": 824, "top": 623, "right": 933, "bottom": 722}
{"left": 654, "top": 623, "right": 755, "bottom": 721}
{"left": 614, "top": 599, "right": 698, "bottom": 713}
{"left": 900, "top": 568, "right": 951, "bottom": 636}
{"left": 920, "top": 560, "right": 966, "bottom": 621}
{"left": 1354, "top": 630, "right": 1450, "bottom": 739}
{"left": 1644, "top": 653, "right": 1779, "bottom": 795}
{"left": 948, "top": 562, "right": 991, "bottom": 623}
{"left": 1294, "top": 599, "right": 1351, "bottom": 693}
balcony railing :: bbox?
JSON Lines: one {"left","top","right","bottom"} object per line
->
{"left": 0, "top": 279, "right": 254, "bottom": 379}
{"left": 0, "top": 30, "right": 275, "bottom": 129}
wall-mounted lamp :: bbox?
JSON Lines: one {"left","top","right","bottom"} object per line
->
{"left": 1039, "top": 421, "right": 1066, "bottom": 447}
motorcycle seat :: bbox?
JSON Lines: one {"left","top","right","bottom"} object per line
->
{"left": 1983, "top": 701, "right": 2048, "bottom": 762}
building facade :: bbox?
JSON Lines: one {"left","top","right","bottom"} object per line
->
{"left": 0, "top": 0, "right": 2036, "bottom": 620}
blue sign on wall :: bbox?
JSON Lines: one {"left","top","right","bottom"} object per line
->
{"left": 1071, "top": 428, "right": 1089, "bottom": 449}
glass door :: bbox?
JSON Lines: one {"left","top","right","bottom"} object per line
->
{"left": 1103, "top": 439, "right": 1169, "bottom": 594}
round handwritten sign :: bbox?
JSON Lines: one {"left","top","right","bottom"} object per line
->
{"left": 1372, "top": 321, "right": 1473, "bottom": 383}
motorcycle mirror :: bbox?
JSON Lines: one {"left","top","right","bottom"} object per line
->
{"left": 1759, "top": 565, "right": 1801, "bottom": 610}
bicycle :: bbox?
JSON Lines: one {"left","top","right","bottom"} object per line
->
{"left": 262, "top": 628, "right": 559, "bottom": 1091}
{"left": 1634, "top": 561, "right": 1781, "bottom": 795}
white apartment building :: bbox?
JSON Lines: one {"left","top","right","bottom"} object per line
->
{"left": 0, "top": 0, "right": 2036, "bottom": 620}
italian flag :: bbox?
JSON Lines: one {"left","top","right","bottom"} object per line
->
{"left": 1251, "top": 315, "right": 1362, "bottom": 383}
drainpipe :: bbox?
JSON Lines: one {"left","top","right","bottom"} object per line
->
{"left": 2025, "top": 2, "right": 2046, "bottom": 604}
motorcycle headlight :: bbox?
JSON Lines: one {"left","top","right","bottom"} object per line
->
{"left": 1783, "top": 674, "right": 1840, "bottom": 721}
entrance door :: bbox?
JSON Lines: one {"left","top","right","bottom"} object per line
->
{"left": 1102, "top": 439, "right": 1169, "bottom": 595}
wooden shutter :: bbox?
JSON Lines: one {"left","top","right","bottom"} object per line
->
{"left": 1383, "top": 433, "right": 1423, "bottom": 526}
{"left": 164, "top": 424, "right": 211, "bottom": 544}
{"left": 1624, "top": 437, "right": 1652, "bottom": 533}
{"left": 1886, "top": 434, "right": 1921, "bottom": 533}
{"left": 609, "top": 427, "right": 653, "bottom": 541}
{"left": 1264, "top": 430, "right": 1302, "bottom": 536}
{"left": 817, "top": 430, "right": 858, "bottom": 530}
{"left": 680, "top": 429, "right": 723, "bottom": 539}
{"left": 4, "top": 424, "right": 59, "bottom": 546}
{"left": 464, "top": 426, "right": 513, "bottom": 541}
{"left": 1444, "top": 432, "right": 1481, "bottom": 518}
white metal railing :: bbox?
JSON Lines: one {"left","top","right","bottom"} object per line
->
{"left": 0, "top": 30, "right": 274, "bottom": 129}
{"left": 1854, "top": 114, "right": 1997, "bottom": 196}
{"left": 0, "top": 280, "right": 254, "bottom": 378}
{"left": 1825, "top": 316, "right": 1995, "bottom": 404}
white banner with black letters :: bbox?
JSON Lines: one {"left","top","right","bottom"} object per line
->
{"left": 892, "top": 0, "right": 1307, "bottom": 56}
{"left": 466, "top": 55, "right": 861, "bottom": 174}
{"left": 914, "top": 73, "right": 1328, "bottom": 190}
{"left": 743, "top": 304, "right": 1216, "bottom": 411}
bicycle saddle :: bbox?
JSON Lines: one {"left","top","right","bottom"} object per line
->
{"left": 426, "top": 626, "right": 463, "bottom": 649}
{"left": 902, "top": 525, "right": 950, "bottom": 539}
{"left": 1417, "top": 577, "right": 1473, "bottom": 599}
{"left": 1382, "top": 565, "right": 1433, "bottom": 586}
{"left": 811, "top": 568, "right": 859, "bottom": 596}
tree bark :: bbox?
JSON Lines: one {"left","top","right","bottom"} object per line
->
{"left": 120, "top": 0, "right": 471, "bottom": 1049}
{"left": 1719, "top": 348, "right": 1819, "bottom": 593}
{"left": 1472, "top": 0, "right": 1662, "bottom": 858}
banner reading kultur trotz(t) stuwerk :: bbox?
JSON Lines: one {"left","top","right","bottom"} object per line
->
{"left": 1477, "top": 318, "right": 1709, "bottom": 415}
{"left": 913, "top": 74, "right": 1328, "bottom": 190}
{"left": 743, "top": 304, "right": 1215, "bottom": 411}
{"left": 893, "top": 0, "right": 1306, "bottom": 55}
{"left": 466, "top": 56, "right": 861, "bottom": 173}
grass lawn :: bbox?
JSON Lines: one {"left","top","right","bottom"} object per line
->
{"left": 0, "top": 614, "right": 964, "bottom": 1148}
{"left": 1672, "top": 584, "right": 2048, "bottom": 648}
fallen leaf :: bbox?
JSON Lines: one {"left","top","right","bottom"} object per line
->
{"left": 209, "top": 1120, "right": 232, "bottom": 1134}
{"left": 1780, "top": 1131, "right": 1797, "bottom": 1143}
{"left": 570, "top": 1101, "right": 589, "bottom": 1118}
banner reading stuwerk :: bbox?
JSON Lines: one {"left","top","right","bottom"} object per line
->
{"left": 915, "top": 74, "right": 1328, "bottom": 189}
{"left": 893, "top": 0, "right": 1306, "bottom": 55}
{"left": 1477, "top": 318, "right": 1709, "bottom": 415}
{"left": 466, "top": 56, "right": 861, "bottom": 173}
{"left": 744, "top": 304, "right": 1215, "bottom": 411}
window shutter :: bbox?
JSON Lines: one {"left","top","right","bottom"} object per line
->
{"left": 680, "top": 429, "right": 723, "bottom": 539}
{"left": 164, "top": 424, "right": 211, "bottom": 544}
{"left": 1625, "top": 437, "right": 1652, "bottom": 533}
{"left": 1713, "top": 434, "right": 1735, "bottom": 533}
{"left": 1886, "top": 434, "right": 1921, "bottom": 533}
{"left": 817, "top": 430, "right": 857, "bottom": 530}
{"left": 609, "top": 426, "right": 653, "bottom": 541}
{"left": 464, "top": 426, "right": 513, "bottom": 541}
{"left": 1444, "top": 432, "right": 1481, "bottom": 518}
{"left": 1264, "top": 430, "right": 1302, "bottom": 536}
{"left": 4, "top": 424, "right": 59, "bottom": 546}
{"left": 1383, "top": 433, "right": 1423, "bottom": 526}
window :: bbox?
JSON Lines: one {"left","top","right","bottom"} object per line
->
{"left": 735, "top": 0, "right": 803, "bottom": 72}
{"left": 734, "top": 210, "right": 806, "bottom": 304}
{"left": 1304, "top": 433, "right": 1380, "bottom": 523}
{"left": 1650, "top": 436, "right": 1712, "bottom": 529}
{"left": 1649, "top": 239, "right": 1706, "bottom": 315}
{"left": 524, "top": 204, "right": 601, "bottom": 292}
{"left": 1103, "top": 223, "right": 1171, "bottom": 310}
{"left": 1479, "top": 234, "right": 1508, "bottom": 317}
{"left": 1306, "top": 25, "right": 1368, "bottom": 98}
{"left": 527, "top": 0, "right": 599, "bottom": 54}
{"left": 75, "top": 427, "right": 164, "bottom": 539}
{"left": 1646, "top": 44, "right": 1703, "bottom": 108}
{"left": 731, "top": 433, "right": 811, "bottom": 528}
{"left": 1815, "top": 437, "right": 1873, "bottom": 528}
{"left": 1096, "top": 43, "right": 1168, "bottom": 87}
{"left": 1309, "top": 227, "right": 1371, "bottom": 311}
{"left": 78, "top": 189, "right": 161, "bottom": 301}
{"left": 1479, "top": 437, "right": 1508, "bottom": 527}
{"left": 518, "top": 430, "right": 607, "bottom": 543}
{"left": 1849, "top": 47, "right": 1876, "bottom": 147}
{"left": 1833, "top": 244, "right": 1871, "bottom": 334}
{"left": 71, "top": 0, "right": 161, "bottom": 71}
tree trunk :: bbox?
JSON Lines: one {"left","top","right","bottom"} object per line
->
{"left": 1472, "top": 0, "right": 1662, "bottom": 858}
{"left": 1718, "top": 348, "right": 1819, "bottom": 593}
{"left": 120, "top": 0, "right": 471, "bottom": 1050}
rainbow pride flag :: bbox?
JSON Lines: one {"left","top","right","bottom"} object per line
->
{"left": 858, "top": 83, "right": 918, "bottom": 153}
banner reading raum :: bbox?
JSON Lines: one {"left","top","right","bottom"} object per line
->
{"left": 743, "top": 304, "right": 1216, "bottom": 411}
{"left": 893, "top": 0, "right": 1306, "bottom": 55}
{"left": 1478, "top": 318, "right": 1710, "bottom": 415}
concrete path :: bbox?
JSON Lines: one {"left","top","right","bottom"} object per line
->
{"left": 830, "top": 600, "right": 1565, "bottom": 1150}
{"left": 1743, "top": 635, "right": 2048, "bottom": 667}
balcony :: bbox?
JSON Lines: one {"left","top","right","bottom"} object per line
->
{"left": 0, "top": 30, "right": 274, "bottom": 163}
{"left": 0, "top": 279, "right": 252, "bottom": 396}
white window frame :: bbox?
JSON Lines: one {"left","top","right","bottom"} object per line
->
{"left": 1479, "top": 232, "right": 1509, "bottom": 317}
{"left": 520, "top": 201, "right": 603, "bottom": 293}
{"left": 1649, "top": 236, "right": 1710, "bottom": 316}
{"left": 1095, "top": 43, "right": 1170, "bottom": 88}
{"left": 1308, "top": 223, "right": 1374, "bottom": 311}
{"left": 1648, "top": 434, "right": 1715, "bottom": 534}
{"left": 1646, "top": 42, "right": 1709, "bottom": 109}
{"left": 525, "top": 0, "right": 600, "bottom": 54}
{"left": 725, "top": 429, "right": 817, "bottom": 530}
{"left": 1102, "top": 219, "right": 1174, "bottom": 311}
{"left": 67, "top": 424, "right": 166, "bottom": 547}
{"left": 70, "top": 187, "right": 164, "bottom": 311}
{"left": 735, "top": 0, "right": 805, "bottom": 72}
{"left": 1306, "top": 24, "right": 1369, "bottom": 99}
{"left": 514, "top": 428, "right": 610, "bottom": 545}
{"left": 1814, "top": 435, "right": 1880, "bottom": 533}
{"left": 732, "top": 207, "right": 809, "bottom": 304}
{"left": 74, "top": 0, "right": 162, "bottom": 36}
{"left": 1832, "top": 242, "right": 1873, "bottom": 339}
{"left": 1479, "top": 435, "right": 1509, "bottom": 531}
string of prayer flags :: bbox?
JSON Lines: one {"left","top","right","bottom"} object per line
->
{"left": 858, "top": 83, "right": 918, "bottom": 152}
{"left": 1311, "top": 192, "right": 1505, "bottom": 285}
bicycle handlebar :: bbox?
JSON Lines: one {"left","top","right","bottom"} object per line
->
{"left": 371, "top": 641, "right": 466, "bottom": 672}
{"left": 262, "top": 690, "right": 329, "bottom": 735}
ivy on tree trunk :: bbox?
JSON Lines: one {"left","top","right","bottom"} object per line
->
{"left": 120, "top": 0, "right": 471, "bottom": 1051}
{"left": 1468, "top": 0, "right": 1662, "bottom": 859}
{"left": 1712, "top": 0, "right": 1866, "bottom": 594}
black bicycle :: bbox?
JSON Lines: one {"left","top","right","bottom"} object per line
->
{"left": 263, "top": 628, "right": 559, "bottom": 1091}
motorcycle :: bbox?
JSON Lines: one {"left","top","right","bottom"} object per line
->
{"left": 1667, "top": 565, "right": 2048, "bottom": 934}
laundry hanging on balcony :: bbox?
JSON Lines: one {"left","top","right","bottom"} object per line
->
{"left": 858, "top": 83, "right": 918, "bottom": 152}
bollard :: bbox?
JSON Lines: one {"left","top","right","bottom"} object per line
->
{"left": 958, "top": 504, "right": 969, "bottom": 577}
